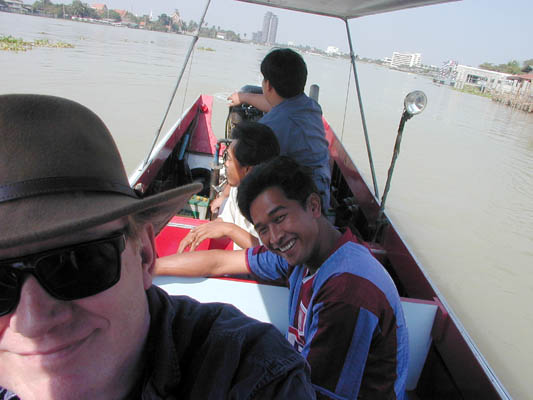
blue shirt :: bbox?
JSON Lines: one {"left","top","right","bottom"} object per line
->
{"left": 246, "top": 230, "right": 409, "bottom": 399}
{"left": 260, "top": 93, "right": 331, "bottom": 208}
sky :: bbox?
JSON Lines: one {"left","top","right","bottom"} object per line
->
{"left": 102, "top": 0, "right": 530, "bottom": 68}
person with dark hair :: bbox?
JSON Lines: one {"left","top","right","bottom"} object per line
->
{"left": 260, "top": 47, "right": 308, "bottom": 98}
{"left": 0, "top": 95, "right": 315, "bottom": 400}
{"left": 227, "top": 48, "right": 331, "bottom": 209}
{"left": 157, "top": 156, "right": 409, "bottom": 400}
{"left": 179, "top": 120, "right": 280, "bottom": 252}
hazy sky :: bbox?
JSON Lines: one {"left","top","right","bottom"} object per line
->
{"left": 103, "top": 0, "right": 530, "bottom": 67}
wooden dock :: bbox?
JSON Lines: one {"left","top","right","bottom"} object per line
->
{"left": 491, "top": 93, "right": 533, "bottom": 112}
{"left": 490, "top": 73, "right": 533, "bottom": 113}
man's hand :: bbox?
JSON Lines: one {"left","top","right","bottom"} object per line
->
{"left": 227, "top": 91, "right": 272, "bottom": 112}
{"left": 178, "top": 221, "right": 230, "bottom": 253}
{"left": 210, "top": 195, "right": 225, "bottom": 214}
{"left": 227, "top": 91, "right": 243, "bottom": 107}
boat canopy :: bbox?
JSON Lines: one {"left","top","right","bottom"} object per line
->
{"left": 236, "top": 0, "right": 458, "bottom": 19}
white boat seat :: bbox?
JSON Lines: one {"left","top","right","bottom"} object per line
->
{"left": 400, "top": 297, "right": 438, "bottom": 391}
{"left": 154, "top": 276, "right": 438, "bottom": 392}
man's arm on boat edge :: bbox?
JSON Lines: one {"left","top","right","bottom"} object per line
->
{"left": 155, "top": 248, "right": 249, "bottom": 277}
{"left": 227, "top": 91, "right": 272, "bottom": 112}
{"left": 178, "top": 220, "right": 260, "bottom": 253}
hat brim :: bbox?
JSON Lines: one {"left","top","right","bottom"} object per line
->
{"left": 0, "top": 182, "right": 202, "bottom": 249}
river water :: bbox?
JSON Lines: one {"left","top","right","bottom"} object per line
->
{"left": 1, "top": 12, "right": 532, "bottom": 398}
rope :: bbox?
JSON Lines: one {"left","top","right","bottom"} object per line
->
{"left": 142, "top": 0, "right": 212, "bottom": 168}
{"left": 340, "top": 61, "right": 352, "bottom": 143}
{"left": 181, "top": 46, "right": 196, "bottom": 115}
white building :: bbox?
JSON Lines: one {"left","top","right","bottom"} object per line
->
{"left": 391, "top": 52, "right": 421, "bottom": 68}
{"left": 454, "top": 65, "right": 513, "bottom": 92}
{"left": 326, "top": 46, "right": 340, "bottom": 56}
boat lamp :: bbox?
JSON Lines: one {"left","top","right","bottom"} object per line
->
{"left": 376, "top": 90, "right": 427, "bottom": 234}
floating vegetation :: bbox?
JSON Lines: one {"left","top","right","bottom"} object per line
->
{"left": 0, "top": 35, "right": 74, "bottom": 52}
{"left": 33, "top": 39, "right": 74, "bottom": 48}
{"left": 0, "top": 36, "right": 32, "bottom": 51}
{"left": 197, "top": 46, "right": 215, "bottom": 52}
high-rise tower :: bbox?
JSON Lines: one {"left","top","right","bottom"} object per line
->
{"left": 260, "top": 12, "right": 278, "bottom": 44}
{"left": 267, "top": 14, "right": 278, "bottom": 44}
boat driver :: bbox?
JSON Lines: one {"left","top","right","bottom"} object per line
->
{"left": 0, "top": 94, "right": 315, "bottom": 400}
{"left": 226, "top": 48, "right": 331, "bottom": 210}
{"left": 157, "top": 156, "right": 409, "bottom": 399}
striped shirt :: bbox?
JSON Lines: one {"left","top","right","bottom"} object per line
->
{"left": 246, "top": 230, "right": 409, "bottom": 399}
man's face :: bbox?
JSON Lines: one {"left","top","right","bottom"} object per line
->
{"left": 250, "top": 186, "right": 321, "bottom": 266}
{"left": 224, "top": 141, "right": 248, "bottom": 187}
{"left": 0, "top": 219, "right": 155, "bottom": 400}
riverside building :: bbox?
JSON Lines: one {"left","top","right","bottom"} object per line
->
{"left": 391, "top": 52, "right": 422, "bottom": 68}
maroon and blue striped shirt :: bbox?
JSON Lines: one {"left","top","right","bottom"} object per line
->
{"left": 246, "top": 230, "right": 409, "bottom": 399}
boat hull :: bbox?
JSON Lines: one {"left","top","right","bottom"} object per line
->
{"left": 131, "top": 94, "right": 508, "bottom": 399}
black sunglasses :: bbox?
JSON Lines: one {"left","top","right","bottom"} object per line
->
{"left": 0, "top": 232, "right": 126, "bottom": 316}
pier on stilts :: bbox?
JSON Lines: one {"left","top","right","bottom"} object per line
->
{"left": 491, "top": 73, "right": 533, "bottom": 113}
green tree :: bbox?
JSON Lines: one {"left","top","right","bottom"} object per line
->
{"left": 67, "top": 0, "right": 98, "bottom": 18}
{"left": 158, "top": 13, "right": 171, "bottom": 26}
{"left": 225, "top": 30, "right": 241, "bottom": 42}
{"left": 32, "top": 0, "right": 61, "bottom": 17}
{"left": 108, "top": 9, "right": 121, "bottom": 22}
{"left": 521, "top": 59, "right": 533, "bottom": 72}
{"left": 187, "top": 20, "right": 198, "bottom": 32}
{"left": 479, "top": 62, "right": 497, "bottom": 71}
{"left": 123, "top": 11, "right": 139, "bottom": 24}
{"left": 479, "top": 60, "right": 522, "bottom": 74}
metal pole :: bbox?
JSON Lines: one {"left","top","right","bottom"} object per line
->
{"left": 377, "top": 110, "right": 409, "bottom": 222}
{"left": 344, "top": 19, "right": 379, "bottom": 199}
{"left": 309, "top": 84, "right": 320, "bottom": 102}
{"left": 142, "top": 0, "right": 212, "bottom": 168}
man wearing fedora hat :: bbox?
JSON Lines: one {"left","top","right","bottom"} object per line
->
{"left": 0, "top": 94, "right": 315, "bottom": 400}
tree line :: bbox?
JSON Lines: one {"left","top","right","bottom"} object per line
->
{"left": 25, "top": 0, "right": 241, "bottom": 41}
{"left": 479, "top": 59, "right": 533, "bottom": 75}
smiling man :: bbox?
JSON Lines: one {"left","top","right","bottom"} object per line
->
{"left": 0, "top": 94, "right": 315, "bottom": 400}
{"left": 157, "top": 156, "right": 409, "bottom": 399}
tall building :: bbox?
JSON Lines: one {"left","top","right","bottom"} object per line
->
{"left": 391, "top": 52, "right": 422, "bottom": 68}
{"left": 268, "top": 14, "right": 278, "bottom": 44}
{"left": 261, "top": 12, "right": 278, "bottom": 44}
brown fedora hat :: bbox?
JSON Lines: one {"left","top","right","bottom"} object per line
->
{"left": 0, "top": 94, "right": 201, "bottom": 249}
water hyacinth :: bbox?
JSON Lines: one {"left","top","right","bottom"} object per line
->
{"left": 0, "top": 35, "right": 74, "bottom": 52}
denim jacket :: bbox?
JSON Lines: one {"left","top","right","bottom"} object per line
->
{"left": 137, "top": 285, "right": 315, "bottom": 399}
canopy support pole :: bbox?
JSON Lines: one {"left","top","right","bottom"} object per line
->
{"left": 142, "top": 0, "right": 212, "bottom": 168}
{"left": 344, "top": 19, "right": 379, "bottom": 199}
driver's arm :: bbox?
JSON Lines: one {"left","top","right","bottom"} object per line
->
{"left": 227, "top": 92, "right": 272, "bottom": 112}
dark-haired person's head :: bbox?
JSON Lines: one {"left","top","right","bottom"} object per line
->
{"left": 224, "top": 121, "right": 280, "bottom": 187}
{"left": 231, "top": 121, "right": 280, "bottom": 167}
{"left": 260, "top": 48, "right": 307, "bottom": 99}
{"left": 237, "top": 156, "right": 320, "bottom": 223}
